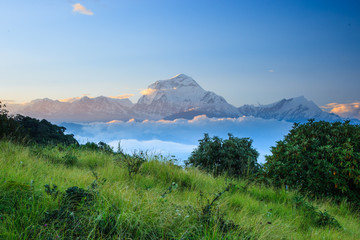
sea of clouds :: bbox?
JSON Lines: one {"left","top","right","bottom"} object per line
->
{"left": 63, "top": 115, "right": 293, "bottom": 165}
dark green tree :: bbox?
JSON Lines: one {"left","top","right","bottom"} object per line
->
{"left": 186, "top": 133, "right": 259, "bottom": 178}
{"left": 0, "top": 101, "right": 78, "bottom": 146}
{"left": 13, "top": 115, "right": 78, "bottom": 145}
{"left": 81, "top": 141, "right": 114, "bottom": 154}
{"left": 0, "top": 101, "right": 18, "bottom": 138}
{"left": 264, "top": 119, "right": 360, "bottom": 202}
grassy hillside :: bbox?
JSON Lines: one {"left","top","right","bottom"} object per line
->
{"left": 1, "top": 140, "right": 359, "bottom": 239}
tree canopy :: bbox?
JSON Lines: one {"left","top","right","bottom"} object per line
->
{"left": 264, "top": 119, "right": 360, "bottom": 202}
{"left": 186, "top": 133, "right": 259, "bottom": 178}
{"left": 0, "top": 101, "right": 78, "bottom": 146}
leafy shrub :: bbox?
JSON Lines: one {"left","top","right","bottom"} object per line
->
{"left": 117, "top": 151, "right": 147, "bottom": 178}
{"left": 97, "top": 141, "right": 114, "bottom": 153}
{"left": 43, "top": 185, "right": 99, "bottom": 239}
{"left": 41, "top": 173, "right": 113, "bottom": 239}
{"left": 62, "top": 186, "right": 95, "bottom": 210}
{"left": 264, "top": 120, "right": 360, "bottom": 203}
{"left": 182, "top": 184, "right": 245, "bottom": 238}
{"left": 81, "top": 141, "right": 114, "bottom": 154}
{"left": 186, "top": 133, "right": 259, "bottom": 178}
{"left": 293, "top": 195, "right": 341, "bottom": 229}
{"left": 62, "top": 153, "right": 78, "bottom": 167}
{"left": 161, "top": 182, "right": 178, "bottom": 198}
{"left": 44, "top": 184, "right": 59, "bottom": 199}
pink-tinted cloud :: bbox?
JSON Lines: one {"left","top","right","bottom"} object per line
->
{"left": 140, "top": 88, "right": 156, "bottom": 95}
{"left": 108, "top": 94, "right": 134, "bottom": 99}
{"left": 321, "top": 102, "right": 360, "bottom": 120}
{"left": 59, "top": 94, "right": 93, "bottom": 103}
{"left": 72, "top": 3, "right": 94, "bottom": 15}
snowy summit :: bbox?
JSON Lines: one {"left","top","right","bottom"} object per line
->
{"left": 5, "top": 74, "right": 347, "bottom": 123}
{"left": 134, "top": 74, "right": 240, "bottom": 119}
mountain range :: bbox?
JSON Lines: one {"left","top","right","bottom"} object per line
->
{"left": 6, "top": 74, "right": 348, "bottom": 123}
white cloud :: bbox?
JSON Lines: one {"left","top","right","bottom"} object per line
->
{"left": 321, "top": 102, "right": 360, "bottom": 120}
{"left": 72, "top": 3, "right": 94, "bottom": 15}
{"left": 64, "top": 116, "right": 293, "bottom": 164}
{"left": 108, "top": 139, "right": 197, "bottom": 163}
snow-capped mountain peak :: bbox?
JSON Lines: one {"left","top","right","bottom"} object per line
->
{"left": 238, "top": 96, "right": 341, "bottom": 122}
{"left": 263, "top": 96, "right": 320, "bottom": 113}
{"left": 148, "top": 74, "right": 203, "bottom": 90}
{"left": 134, "top": 74, "right": 239, "bottom": 119}
{"left": 138, "top": 74, "right": 206, "bottom": 106}
{"left": 6, "top": 75, "right": 346, "bottom": 123}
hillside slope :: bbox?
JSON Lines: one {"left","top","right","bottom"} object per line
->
{"left": 1, "top": 140, "right": 359, "bottom": 239}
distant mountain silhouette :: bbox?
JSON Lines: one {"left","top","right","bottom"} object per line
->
{"left": 6, "top": 74, "right": 347, "bottom": 123}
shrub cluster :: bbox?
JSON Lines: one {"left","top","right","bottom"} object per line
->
{"left": 186, "top": 133, "right": 259, "bottom": 178}
{"left": 293, "top": 195, "right": 341, "bottom": 229}
{"left": 264, "top": 119, "right": 360, "bottom": 202}
{"left": 80, "top": 141, "right": 114, "bottom": 154}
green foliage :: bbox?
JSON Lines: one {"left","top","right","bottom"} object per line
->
{"left": 0, "top": 102, "right": 78, "bottom": 146}
{"left": 62, "top": 186, "right": 96, "bottom": 209}
{"left": 293, "top": 196, "right": 341, "bottom": 229}
{"left": 44, "top": 184, "right": 59, "bottom": 199}
{"left": 62, "top": 152, "right": 78, "bottom": 167}
{"left": 43, "top": 184, "right": 102, "bottom": 239}
{"left": 14, "top": 115, "right": 78, "bottom": 145}
{"left": 186, "top": 133, "right": 259, "bottom": 178}
{"left": 117, "top": 151, "right": 147, "bottom": 178}
{"left": 182, "top": 184, "right": 244, "bottom": 239}
{"left": 0, "top": 101, "right": 18, "bottom": 139}
{"left": 161, "top": 182, "right": 178, "bottom": 198}
{"left": 198, "top": 183, "right": 235, "bottom": 226}
{"left": 81, "top": 141, "right": 114, "bottom": 154}
{"left": 1, "top": 140, "right": 360, "bottom": 239}
{"left": 0, "top": 181, "right": 33, "bottom": 214}
{"left": 264, "top": 119, "right": 360, "bottom": 203}
{"left": 97, "top": 141, "right": 114, "bottom": 153}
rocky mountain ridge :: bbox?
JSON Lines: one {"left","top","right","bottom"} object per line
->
{"left": 6, "top": 74, "right": 346, "bottom": 123}
{"left": 238, "top": 96, "right": 342, "bottom": 122}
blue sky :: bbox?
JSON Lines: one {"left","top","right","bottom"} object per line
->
{"left": 1, "top": 0, "right": 360, "bottom": 107}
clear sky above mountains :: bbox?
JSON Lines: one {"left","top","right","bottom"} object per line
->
{"left": 1, "top": 0, "right": 360, "bottom": 109}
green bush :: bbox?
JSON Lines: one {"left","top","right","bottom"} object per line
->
{"left": 81, "top": 141, "right": 114, "bottom": 154}
{"left": 264, "top": 119, "right": 360, "bottom": 203}
{"left": 62, "top": 153, "right": 78, "bottom": 167}
{"left": 186, "top": 133, "right": 259, "bottom": 178}
{"left": 117, "top": 151, "right": 147, "bottom": 178}
{"left": 0, "top": 101, "right": 18, "bottom": 139}
{"left": 293, "top": 195, "right": 341, "bottom": 229}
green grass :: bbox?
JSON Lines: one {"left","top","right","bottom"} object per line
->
{"left": 1, "top": 140, "right": 360, "bottom": 239}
